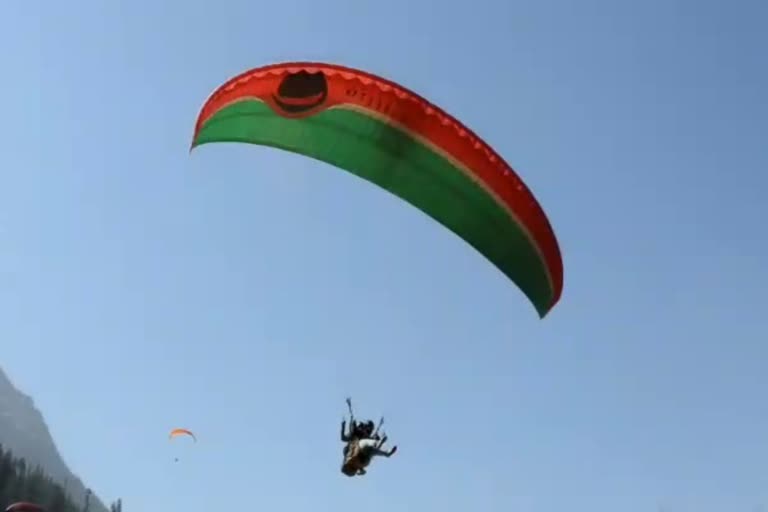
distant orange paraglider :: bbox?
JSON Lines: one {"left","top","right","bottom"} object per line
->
{"left": 169, "top": 428, "right": 196, "bottom": 441}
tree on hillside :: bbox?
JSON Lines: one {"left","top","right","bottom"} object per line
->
{"left": 0, "top": 443, "right": 115, "bottom": 512}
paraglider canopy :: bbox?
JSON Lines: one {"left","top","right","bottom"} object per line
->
{"left": 169, "top": 427, "right": 196, "bottom": 463}
{"left": 6, "top": 503, "right": 45, "bottom": 512}
{"left": 169, "top": 428, "right": 196, "bottom": 441}
{"left": 191, "top": 62, "right": 564, "bottom": 317}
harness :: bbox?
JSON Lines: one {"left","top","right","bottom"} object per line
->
{"left": 341, "top": 399, "right": 387, "bottom": 475}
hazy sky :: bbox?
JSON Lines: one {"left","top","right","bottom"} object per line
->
{"left": 1, "top": 1, "right": 766, "bottom": 511}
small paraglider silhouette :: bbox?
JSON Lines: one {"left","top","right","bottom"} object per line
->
{"left": 169, "top": 428, "right": 196, "bottom": 463}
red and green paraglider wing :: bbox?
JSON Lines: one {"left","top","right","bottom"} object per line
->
{"left": 191, "top": 62, "right": 563, "bottom": 317}
{"left": 6, "top": 503, "right": 44, "bottom": 512}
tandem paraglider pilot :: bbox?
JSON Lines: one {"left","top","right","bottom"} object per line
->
{"left": 340, "top": 398, "right": 397, "bottom": 477}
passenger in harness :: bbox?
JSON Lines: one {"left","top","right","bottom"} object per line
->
{"left": 340, "top": 398, "right": 398, "bottom": 477}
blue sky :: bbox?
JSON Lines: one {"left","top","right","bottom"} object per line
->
{"left": 1, "top": 0, "right": 767, "bottom": 511}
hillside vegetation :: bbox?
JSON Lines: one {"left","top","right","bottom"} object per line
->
{"left": 0, "top": 444, "right": 122, "bottom": 512}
